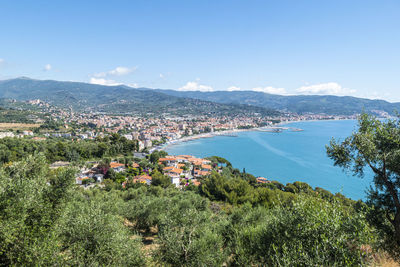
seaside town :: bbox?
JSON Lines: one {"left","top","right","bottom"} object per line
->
{"left": 1, "top": 98, "right": 361, "bottom": 144}
{"left": 0, "top": 99, "right": 362, "bottom": 189}
{"left": 2, "top": 2, "right": 400, "bottom": 265}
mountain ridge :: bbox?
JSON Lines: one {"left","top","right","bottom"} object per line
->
{"left": 1, "top": 77, "right": 398, "bottom": 116}
{"left": 0, "top": 78, "right": 279, "bottom": 116}
{"left": 155, "top": 89, "right": 400, "bottom": 115}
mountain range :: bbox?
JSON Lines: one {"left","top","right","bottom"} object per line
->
{"left": 156, "top": 89, "right": 400, "bottom": 116}
{"left": 0, "top": 77, "right": 398, "bottom": 116}
{"left": 0, "top": 78, "right": 278, "bottom": 117}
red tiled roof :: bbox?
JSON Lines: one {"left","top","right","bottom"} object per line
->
{"left": 135, "top": 174, "right": 152, "bottom": 180}
{"left": 159, "top": 157, "right": 177, "bottom": 162}
{"left": 132, "top": 162, "right": 139, "bottom": 168}
{"left": 110, "top": 162, "right": 125, "bottom": 168}
{"left": 167, "top": 168, "right": 183, "bottom": 174}
{"left": 201, "top": 164, "right": 212, "bottom": 170}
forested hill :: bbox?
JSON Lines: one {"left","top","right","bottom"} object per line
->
{"left": 3, "top": 77, "right": 397, "bottom": 116}
{"left": 0, "top": 78, "right": 279, "bottom": 117}
{"left": 156, "top": 89, "right": 400, "bottom": 115}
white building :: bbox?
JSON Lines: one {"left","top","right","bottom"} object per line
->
{"left": 0, "top": 132, "right": 15, "bottom": 139}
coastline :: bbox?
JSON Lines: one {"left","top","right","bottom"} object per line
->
{"left": 157, "top": 118, "right": 368, "bottom": 200}
{"left": 153, "top": 118, "right": 357, "bottom": 152}
{"left": 151, "top": 127, "right": 259, "bottom": 152}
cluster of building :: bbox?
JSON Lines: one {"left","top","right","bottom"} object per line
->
{"left": 72, "top": 154, "right": 215, "bottom": 189}
{"left": 158, "top": 155, "right": 212, "bottom": 186}
{"left": 0, "top": 130, "right": 34, "bottom": 139}
{"left": 1, "top": 99, "right": 362, "bottom": 150}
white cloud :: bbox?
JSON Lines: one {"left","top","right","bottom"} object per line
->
{"left": 90, "top": 77, "right": 122, "bottom": 86}
{"left": 43, "top": 64, "right": 52, "bottom": 71}
{"left": 159, "top": 73, "right": 164, "bottom": 79}
{"left": 0, "top": 58, "right": 4, "bottom": 64}
{"left": 296, "top": 82, "right": 356, "bottom": 96}
{"left": 178, "top": 81, "right": 214, "bottom": 92}
{"left": 94, "top": 66, "right": 136, "bottom": 77}
{"left": 252, "top": 86, "right": 287, "bottom": 95}
{"left": 226, "top": 86, "right": 241, "bottom": 91}
{"left": 127, "top": 83, "right": 139, "bottom": 88}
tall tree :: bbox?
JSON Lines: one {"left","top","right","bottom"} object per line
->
{"left": 327, "top": 113, "right": 400, "bottom": 245}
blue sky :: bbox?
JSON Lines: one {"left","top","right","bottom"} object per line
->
{"left": 0, "top": 0, "right": 399, "bottom": 101}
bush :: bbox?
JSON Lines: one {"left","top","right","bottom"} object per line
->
{"left": 57, "top": 197, "right": 146, "bottom": 266}
{"left": 155, "top": 193, "right": 226, "bottom": 266}
{"left": 227, "top": 196, "right": 376, "bottom": 266}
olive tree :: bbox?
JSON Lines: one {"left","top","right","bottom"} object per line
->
{"left": 0, "top": 154, "right": 75, "bottom": 265}
{"left": 327, "top": 113, "right": 400, "bottom": 246}
{"left": 155, "top": 192, "right": 226, "bottom": 266}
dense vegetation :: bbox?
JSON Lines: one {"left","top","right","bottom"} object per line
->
{"left": 0, "top": 99, "right": 44, "bottom": 123}
{"left": 0, "top": 108, "right": 39, "bottom": 123}
{"left": 0, "top": 154, "right": 381, "bottom": 266}
{"left": 0, "top": 133, "right": 138, "bottom": 164}
{"left": 327, "top": 113, "right": 400, "bottom": 256}
{"left": 0, "top": 78, "right": 280, "bottom": 116}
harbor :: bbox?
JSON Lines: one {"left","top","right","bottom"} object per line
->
{"left": 257, "top": 126, "right": 304, "bottom": 133}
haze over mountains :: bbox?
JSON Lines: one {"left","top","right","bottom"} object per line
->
{"left": 0, "top": 77, "right": 398, "bottom": 116}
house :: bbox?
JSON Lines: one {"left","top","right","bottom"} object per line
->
{"left": 175, "top": 156, "right": 189, "bottom": 163}
{"left": 201, "top": 164, "right": 212, "bottom": 171}
{"left": 159, "top": 157, "right": 178, "bottom": 165}
{"left": 76, "top": 176, "right": 89, "bottom": 185}
{"left": 110, "top": 162, "right": 125, "bottom": 173}
{"left": 256, "top": 177, "right": 270, "bottom": 184}
{"left": 171, "top": 177, "right": 180, "bottom": 187}
{"left": 177, "top": 163, "right": 186, "bottom": 169}
{"left": 23, "top": 130, "right": 34, "bottom": 136}
{"left": 133, "top": 174, "right": 152, "bottom": 185}
{"left": 138, "top": 141, "right": 145, "bottom": 151}
{"left": 165, "top": 167, "right": 184, "bottom": 178}
{"left": 163, "top": 166, "right": 175, "bottom": 172}
{"left": 193, "top": 169, "right": 211, "bottom": 178}
{"left": 94, "top": 174, "right": 104, "bottom": 183}
{"left": 0, "top": 132, "right": 15, "bottom": 139}
{"left": 144, "top": 139, "right": 152, "bottom": 148}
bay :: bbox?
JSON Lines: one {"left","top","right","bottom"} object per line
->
{"left": 165, "top": 120, "right": 372, "bottom": 200}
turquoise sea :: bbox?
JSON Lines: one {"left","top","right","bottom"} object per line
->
{"left": 166, "top": 120, "right": 372, "bottom": 200}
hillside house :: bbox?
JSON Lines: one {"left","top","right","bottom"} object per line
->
{"left": 110, "top": 162, "right": 125, "bottom": 173}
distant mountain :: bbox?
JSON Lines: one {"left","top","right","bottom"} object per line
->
{"left": 0, "top": 78, "right": 279, "bottom": 116}
{"left": 155, "top": 89, "right": 400, "bottom": 115}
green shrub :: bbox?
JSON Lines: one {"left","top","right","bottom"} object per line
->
{"left": 227, "top": 197, "right": 376, "bottom": 266}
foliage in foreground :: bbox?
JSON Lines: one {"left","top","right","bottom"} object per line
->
{"left": 327, "top": 113, "right": 400, "bottom": 254}
{"left": 0, "top": 154, "right": 145, "bottom": 266}
{"left": 0, "top": 153, "right": 390, "bottom": 266}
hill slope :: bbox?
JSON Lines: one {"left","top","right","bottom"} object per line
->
{"left": 0, "top": 78, "right": 279, "bottom": 116}
{"left": 156, "top": 89, "right": 400, "bottom": 115}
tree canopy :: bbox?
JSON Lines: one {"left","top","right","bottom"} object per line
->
{"left": 327, "top": 113, "right": 400, "bottom": 249}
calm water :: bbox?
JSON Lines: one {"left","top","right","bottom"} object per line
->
{"left": 166, "top": 120, "right": 372, "bottom": 200}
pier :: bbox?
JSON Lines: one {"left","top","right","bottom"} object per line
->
{"left": 257, "top": 126, "right": 303, "bottom": 133}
